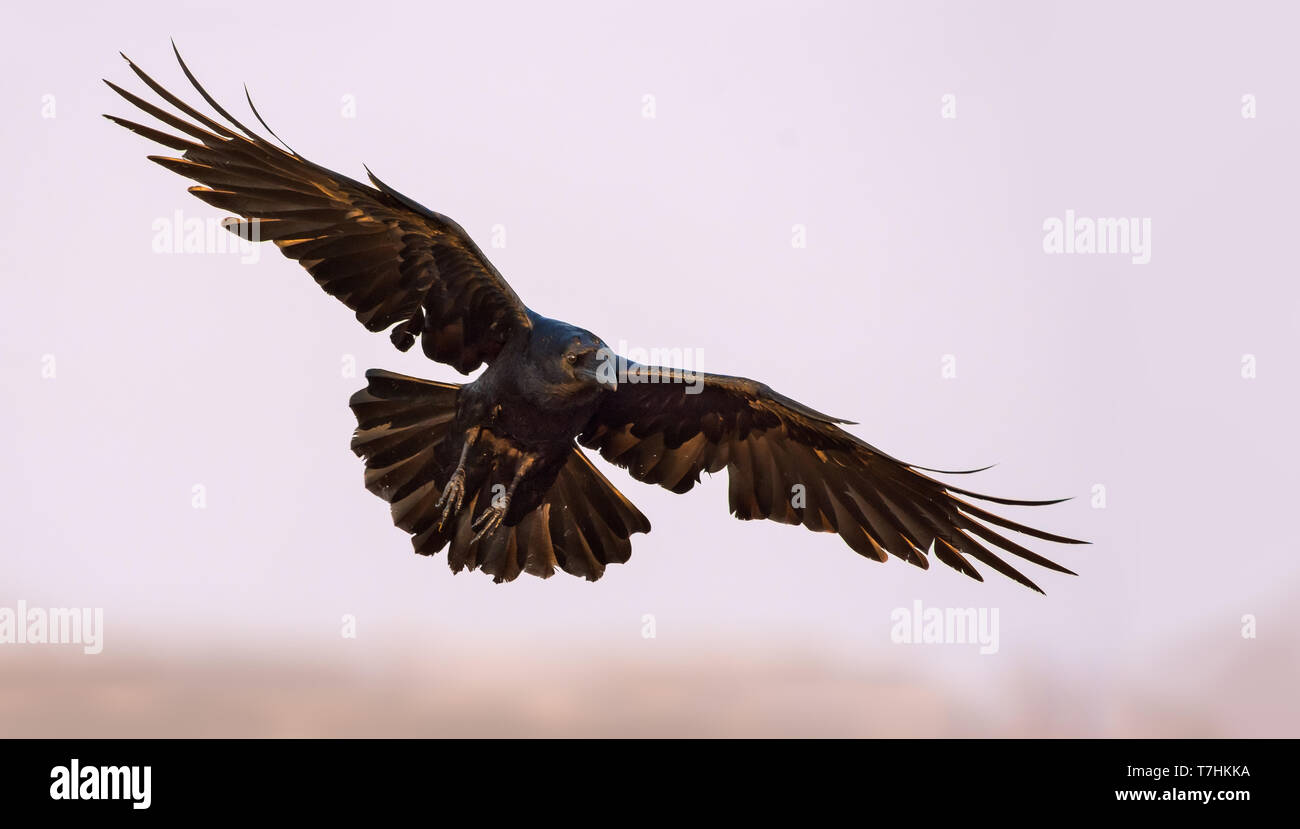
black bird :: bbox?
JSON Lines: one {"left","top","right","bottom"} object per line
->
{"left": 106, "top": 47, "right": 1086, "bottom": 590}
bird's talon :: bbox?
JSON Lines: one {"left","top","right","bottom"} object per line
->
{"left": 436, "top": 468, "right": 466, "bottom": 529}
{"left": 470, "top": 499, "right": 508, "bottom": 544}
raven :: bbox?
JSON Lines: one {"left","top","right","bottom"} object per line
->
{"left": 106, "top": 47, "right": 1086, "bottom": 590}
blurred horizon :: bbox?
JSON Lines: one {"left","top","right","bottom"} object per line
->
{"left": 3, "top": 577, "right": 1295, "bottom": 737}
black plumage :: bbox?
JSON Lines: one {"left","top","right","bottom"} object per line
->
{"left": 107, "top": 47, "right": 1086, "bottom": 590}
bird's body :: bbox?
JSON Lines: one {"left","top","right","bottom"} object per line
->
{"left": 441, "top": 313, "right": 614, "bottom": 529}
{"left": 107, "top": 47, "right": 1087, "bottom": 590}
{"left": 468, "top": 313, "right": 611, "bottom": 448}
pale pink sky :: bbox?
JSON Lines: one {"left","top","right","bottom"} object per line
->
{"left": 2, "top": 0, "right": 1297, "bottom": 735}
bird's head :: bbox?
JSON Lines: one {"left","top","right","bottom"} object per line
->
{"left": 527, "top": 317, "right": 618, "bottom": 398}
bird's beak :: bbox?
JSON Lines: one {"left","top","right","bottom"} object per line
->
{"left": 577, "top": 367, "right": 618, "bottom": 392}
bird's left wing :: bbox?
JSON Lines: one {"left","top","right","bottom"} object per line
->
{"left": 105, "top": 47, "right": 531, "bottom": 374}
{"left": 580, "top": 365, "right": 1085, "bottom": 592}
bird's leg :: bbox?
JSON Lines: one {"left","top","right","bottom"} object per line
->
{"left": 470, "top": 455, "right": 537, "bottom": 544}
{"left": 436, "top": 427, "right": 481, "bottom": 529}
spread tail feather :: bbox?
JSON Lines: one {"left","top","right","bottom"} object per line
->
{"left": 348, "top": 369, "right": 650, "bottom": 582}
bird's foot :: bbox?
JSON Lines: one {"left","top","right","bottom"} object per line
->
{"left": 470, "top": 497, "right": 509, "bottom": 544}
{"left": 435, "top": 467, "right": 467, "bottom": 530}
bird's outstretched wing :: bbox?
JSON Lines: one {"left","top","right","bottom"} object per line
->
{"left": 105, "top": 46, "right": 530, "bottom": 374}
{"left": 580, "top": 365, "right": 1086, "bottom": 592}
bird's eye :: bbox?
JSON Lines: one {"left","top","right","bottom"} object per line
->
{"left": 565, "top": 353, "right": 578, "bottom": 365}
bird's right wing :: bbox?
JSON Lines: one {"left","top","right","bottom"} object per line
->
{"left": 105, "top": 46, "right": 531, "bottom": 374}
{"left": 581, "top": 365, "right": 1086, "bottom": 592}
